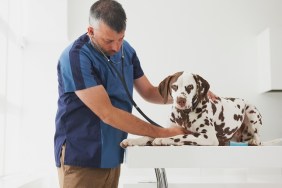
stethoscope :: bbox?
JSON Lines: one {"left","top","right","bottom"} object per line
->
{"left": 90, "top": 39, "right": 162, "bottom": 127}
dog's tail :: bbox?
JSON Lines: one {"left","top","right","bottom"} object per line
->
{"left": 261, "top": 138, "right": 282, "bottom": 146}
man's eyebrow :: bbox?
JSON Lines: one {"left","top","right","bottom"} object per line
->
{"left": 103, "top": 36, "right": 124, "bottom": 42}
{"left": 102, "top": 37, "right": 113, "bottom": 43}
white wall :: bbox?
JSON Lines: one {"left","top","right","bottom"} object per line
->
{"left": 6, "top": 0, "right": 282, "bottom": 187}
{"left": 14, "top": 0, "right": 68, "bottom": 180}
{"left": 119, "top": 0, "right": 282, "bottom": 140}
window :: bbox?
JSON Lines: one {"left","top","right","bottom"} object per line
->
{"left": 0, "top": 0, "right": 24, "bottom": 176}
{"left": 0, "top": 25, "right": 7, "bottom": 177}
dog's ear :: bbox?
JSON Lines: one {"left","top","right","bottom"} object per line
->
{"left": 192, "top": 74, "right": 210, "bottom": 109}
{"left": 158, "top": 71, "right": 183, "bottom": 104}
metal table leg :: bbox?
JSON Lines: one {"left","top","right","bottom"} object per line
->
{"left": 155, "top": 168, "right": 168, "bottom": 188}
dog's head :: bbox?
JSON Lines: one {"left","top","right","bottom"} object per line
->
{"left": 158, "top": 72, "right": 210, "bottom": 110}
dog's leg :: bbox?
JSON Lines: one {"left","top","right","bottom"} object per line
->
{"left": 242, "top": 104, "right": 262, "bottom": 145}
{"left": 152, "top": 131, "right": 219, "bottom": 146}
{"left": 120, "top": 136, "right": 154, "bottom": 148}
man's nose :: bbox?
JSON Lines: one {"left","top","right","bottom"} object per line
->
{"left": 111, "top": 41, "right": 122, "bottom": 53}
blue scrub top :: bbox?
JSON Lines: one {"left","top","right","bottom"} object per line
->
{"left": 54, "top": 33, "right": 144, "bottom": 168}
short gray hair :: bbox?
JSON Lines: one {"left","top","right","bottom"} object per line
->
{"left": 89, "top": 0, "right": 127, "bottom": 33}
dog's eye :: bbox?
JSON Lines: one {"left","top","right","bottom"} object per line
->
{"left": 185, "top": 84, "right": 194, "bottom": 94}
{"left": 171, "top": 85, "right": 178, "bottom": 91}
{"left": 187, "top": 85, "right": 193, "bottom": 89}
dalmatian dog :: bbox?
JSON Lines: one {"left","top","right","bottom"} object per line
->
{"left": 120, "top": 72, "right": 276, "bottom": 148}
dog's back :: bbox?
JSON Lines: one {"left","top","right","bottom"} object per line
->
{"left": 204, "top": 97, "right": 262, "bottom": 145}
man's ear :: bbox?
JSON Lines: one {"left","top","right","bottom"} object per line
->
{"left": 87, "top": 26, "right": 94, "bottom": 36}
{"left": 158, "top": 71, "right": 183, "bottom": 104}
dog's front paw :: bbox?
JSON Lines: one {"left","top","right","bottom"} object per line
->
{"left": 120, "top": 139, "right": 132, "bottom": 148}
{"left": 120, "top": 136, "right": 154, "bottom": 148}
{"left": 152, "top": 138, "right": 184, "bottom": 146}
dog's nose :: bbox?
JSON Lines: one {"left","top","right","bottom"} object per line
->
{"left": 177, "top": 97, "right": 186, "bottom": 107}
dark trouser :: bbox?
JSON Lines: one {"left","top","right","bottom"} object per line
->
{"left": 57, "top": 145, "right": 120, "bottom": 188}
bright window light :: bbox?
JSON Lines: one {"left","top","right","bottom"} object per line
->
{"left": 0, "top": 0, "right": 24, "bottom": 177}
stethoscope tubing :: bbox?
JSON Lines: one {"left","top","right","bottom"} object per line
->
{"left": 106, "top": 55, "right": 162, "bottom": 128}
{"left": 89, "top": 40, "right": 162, "bottom": 128}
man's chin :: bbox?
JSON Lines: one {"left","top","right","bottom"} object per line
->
{"left": 107, "top": 51, "right": 117, "bottom": 56}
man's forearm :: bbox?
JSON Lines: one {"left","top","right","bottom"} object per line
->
{"left": 102, "top": 105, "right": 165, "bottom": 138}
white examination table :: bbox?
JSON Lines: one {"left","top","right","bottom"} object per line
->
{"left": 124, "top": 146, "right": 282, "bottom": 188}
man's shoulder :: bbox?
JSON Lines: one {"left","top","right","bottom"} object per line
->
{"left": 123, "top": 40, "right": 136, "bottom": 55}
{"left": 70, "top": 33, "right": 90, "bottom": 51}
{"left": 59, "top": 34, "right": 91, "bottom": 60}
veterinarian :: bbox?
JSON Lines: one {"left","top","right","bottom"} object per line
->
{"left": 54, "top": 0, "right": 216, "bottom": 187}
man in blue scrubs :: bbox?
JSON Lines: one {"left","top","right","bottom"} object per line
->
{"left": 54, "top": 0, "right": 187, "bottom": 187}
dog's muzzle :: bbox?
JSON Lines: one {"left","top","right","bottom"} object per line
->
{"left": 176, "top": 97, "right": 186, "bottom": 107}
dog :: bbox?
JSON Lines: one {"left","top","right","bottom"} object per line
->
{"left": 120, "top": 72, "right": 280, "bottom": 148}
